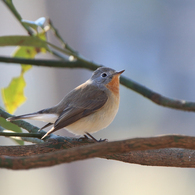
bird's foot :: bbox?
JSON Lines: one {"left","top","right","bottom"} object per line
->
{"left": 97, "top": 138, "right": 108, "bottom": 142}
{"left": 85, "top": 132, "right": 108, "bottom": 143}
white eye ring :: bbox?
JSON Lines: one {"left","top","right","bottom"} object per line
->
{"left": 101, "top": 72, "right": 107, "bottom": 77}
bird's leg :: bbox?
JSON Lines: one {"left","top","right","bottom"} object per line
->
{"left": 85, "top": 132, "right": 98, "bottom": 142}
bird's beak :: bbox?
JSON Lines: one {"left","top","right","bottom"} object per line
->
{"left": 113, "top": 70, "right": 125, "bottom": 76}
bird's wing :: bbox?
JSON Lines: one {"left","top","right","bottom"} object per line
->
{"left": 53, "top": 84, "right": 108, "bottom": 132}
{"left": 41, "top": 83, "right": 108, "bottom": 139}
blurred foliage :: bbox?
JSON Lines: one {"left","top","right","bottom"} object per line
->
{"left": 1, "top": 33, "right": 46, "bottom": 114}
{"left": 0, "top": 14, "right": 47, "bottom": 144}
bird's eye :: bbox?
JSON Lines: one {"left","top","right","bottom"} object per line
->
{"left": 101, "top": 72, "right": 107, "bottom": 77}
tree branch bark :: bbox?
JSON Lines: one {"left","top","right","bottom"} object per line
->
{"left": 1, "top": 135, "right": 195, "bottom": 170}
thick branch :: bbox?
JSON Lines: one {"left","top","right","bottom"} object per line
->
{"left": 0, "top": 137, "right": 94, "bottom": 156}
{"left": 1, "top": 135, "right": 195, "bottom": 169}
{"left": 109, "top": 148, "right": 195, "bottom": 167}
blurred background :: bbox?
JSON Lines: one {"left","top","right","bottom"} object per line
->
{"left": 1, "top": 0, "right": 195, "bottom": 194}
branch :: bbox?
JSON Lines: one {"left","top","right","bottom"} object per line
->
{"left": 0, "top": 125, "right": 43, "bottom": 144}
{"left": 1, "top": 56, "right": 195, "bottom": 112}
{"left": 120, "top": 76, "right": 195, "bottom": 111}
{"left": 0, "top": 137, "right": 94, "bottom": 156}
{"left": 111, "top": 148, "right": 195, "bottom": 167}
{"left": 0, "top": 132, "right": 42, "bottom": 138}
{"left": 0, "top": 56, "right": 98, "bottom": 70}
{"left": 1, "top": 135, "right": 195, "bottom": 169}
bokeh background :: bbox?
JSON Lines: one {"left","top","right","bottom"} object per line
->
{"left": 1, "top": 0, "right": 195, "bottom": 194}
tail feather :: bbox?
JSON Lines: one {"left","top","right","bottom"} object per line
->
{"left": 6, "top": 113, "right": 58, "bottom": 123}
{"left": 6, "top": 113, "right": 38, "bottom": 121}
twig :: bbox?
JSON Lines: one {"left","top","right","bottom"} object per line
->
{"left": 0, "top": 132, "right": 42, "bottom": 138}
{"left": 48, "top": 19, "right": 77, "bottom": 55}
{"left": 120, "top": 76, "right": 195, "bottom": 111}
{"left": 0, "top": 125, "right": 44, "bottom": 144}
{"left": 0, "top": 56, "right": 98, "bottom": 70}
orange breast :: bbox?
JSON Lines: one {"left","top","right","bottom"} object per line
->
{"left": 106, "top": 75, "right": 120, "bottom": 96}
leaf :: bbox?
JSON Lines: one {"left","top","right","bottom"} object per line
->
{"left": 1, "top": 74, "right": 26, "bottom": 114}
{"left": 1, "top": 34, "right": 47, "bottom": 114}
{"left": 0, "top": 35, "right": 49, "bottom": 49}
{"left": 0, "top": 117, "right": 24, "bottom": 145}
{"left": 13, "top": 33, "right": 47, "bottom": 59}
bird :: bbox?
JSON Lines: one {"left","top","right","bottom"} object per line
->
{"left": 6, "top": 67, "right": 125, "bottom": 141}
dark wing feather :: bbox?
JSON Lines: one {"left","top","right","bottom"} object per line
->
{"left": 52, "top": 84, "right": 108, "bottom": 132}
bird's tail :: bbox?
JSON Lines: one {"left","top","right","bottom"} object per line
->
{"left": 6, "top": 113, "right": 39, "bottom": 121}
{"left": 6, "top": 111, "right": 58, "bottom": 123}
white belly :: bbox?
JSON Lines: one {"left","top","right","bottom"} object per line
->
{"left": 65, "top": 92, "right": 119, "bottom": 135}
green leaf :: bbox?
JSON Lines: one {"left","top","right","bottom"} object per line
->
{"left": 0, "top": 35, "right": 49, "bottom": 49}
{"left": 0, "top": 117, "right": 24, "bottom": 145}
{"left": 0, "top": 35, "right": 68, "bottom": 55}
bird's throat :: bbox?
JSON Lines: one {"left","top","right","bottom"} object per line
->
{"left": 106, "top": 75, "right": 120, "bottom": 95}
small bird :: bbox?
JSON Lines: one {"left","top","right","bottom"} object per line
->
{"left": 7, "top": 67, "right": 124, "bottom": 141}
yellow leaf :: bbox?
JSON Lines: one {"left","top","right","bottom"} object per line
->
{"left": 1, "top": 74, "right": 26, "bottom": 114}
{"left": 1, "top": 33, "right": 47, "bottom": 114}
